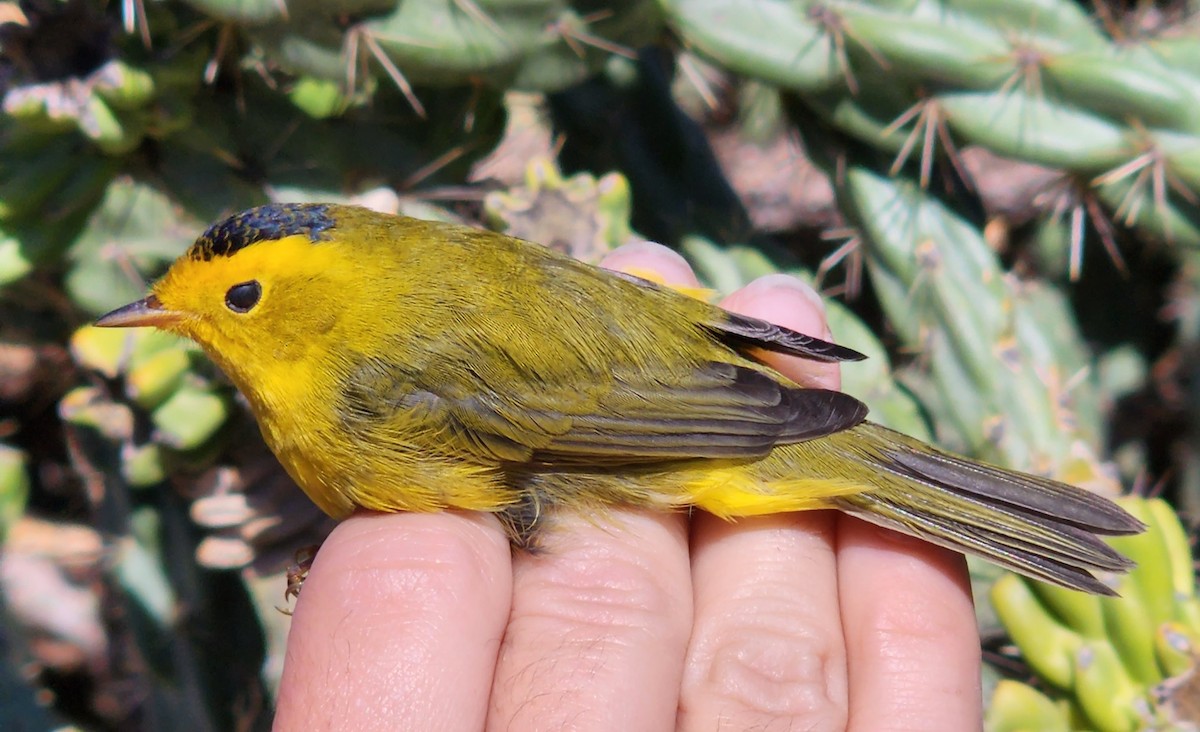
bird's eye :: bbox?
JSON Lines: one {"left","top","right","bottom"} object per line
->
{"left": 225, "top": 281, "right": 262, "bottom": 313}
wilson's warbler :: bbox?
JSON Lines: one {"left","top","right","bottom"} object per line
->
{"left": 97, "top": 203, "right": 1142, "bottom": 594}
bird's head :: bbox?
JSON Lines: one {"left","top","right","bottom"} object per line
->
{"left": 96, "top": 202, "right": 378, "bottom": 390}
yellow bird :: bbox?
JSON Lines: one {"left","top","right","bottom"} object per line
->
{"left": 97, "top": 203, "right": 1142, "bottom": 594}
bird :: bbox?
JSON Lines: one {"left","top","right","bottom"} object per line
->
{"left": 97, "top": 202, "right": 1143, "bottom": 595}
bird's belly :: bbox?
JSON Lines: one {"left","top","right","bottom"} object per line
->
{"left": 265, "top": 414, "right": 517, "bottom": 518}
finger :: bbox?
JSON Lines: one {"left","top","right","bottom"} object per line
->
{"left": 681, "top": 276, "right": 848, "bottom": 731}
{"left": 488, "top": 511, "right": 692, "bottom": 731}
{"left": 718, "top": 274, "right": 841, "bottom": 390}
{"left": 600, "top": 241, "right": 701, "bottom": 288}
{"left": 488, "top": 246, "right": 695, "bottom": 731}
{"left": 837, "top": 519, "right": 981, "bottom": 731}
{"left": 681, "top": 513, "right": 846, "bottom": 731}
{"left": 276, "top": 511, "right": 512, "bottom": 732}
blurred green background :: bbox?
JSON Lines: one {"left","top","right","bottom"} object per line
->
{"left": 0, "top": 0, "right": 1198, "bottom": 729}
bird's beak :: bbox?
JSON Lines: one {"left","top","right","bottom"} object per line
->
{"left": 95, "top": 295, "right": 182, "bottom": 329}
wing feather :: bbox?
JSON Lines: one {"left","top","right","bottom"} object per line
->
{"left": 337, "top": 357, "right": 868, "bottom": 466}
{"left": 711, "top": 312, "right": 867, "bottom": 363}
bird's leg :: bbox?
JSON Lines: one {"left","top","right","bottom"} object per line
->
{"left": 497, "top": 487, "right": 549, "bottom": 554}
{"left": 279, "top": 542, "right": 322, "bottom": 614}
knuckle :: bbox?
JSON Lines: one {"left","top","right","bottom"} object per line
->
{"left": 521, "top": 543, "right": 686, "bottom": 633}
{"left": 683, "top": 607, "right": 847, "bottom": 731}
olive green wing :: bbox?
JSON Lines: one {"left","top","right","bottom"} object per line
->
{"left": 337, "top": 355, "right": 868, "bottom": 465}
{"left": 526, "top": 361, "right": 868, "bottom": 463}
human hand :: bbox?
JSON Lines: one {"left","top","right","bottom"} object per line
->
{"left": 274, "top": 243, "right": 982, "bottom": 731}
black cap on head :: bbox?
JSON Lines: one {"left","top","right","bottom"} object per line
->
{"left": 188, "top": 203, "right": 336, "bottom": 261}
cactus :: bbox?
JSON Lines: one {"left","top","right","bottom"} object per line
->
{"left": 484, "top": 157, "right": 641, "bottom": 261}
{"left": 660, "top": 0, "right": 1200, "bottom": 258}
{"left": 192, "top": 0, "right": 664, "bottom": 96}
{"left": 799, "top": 159, "right": 1114, "bottom": 485}
{"left": 66, "top": 324, "right": 227, "bottom": 482}
{"left": 987, "top": 496, "right": 1200, "bottom": 731}
{"left": 0, "top": 444, "right": 27, "bottom": 543}
{"left": 4, "top": 59, "right": 156, "bottom": 155}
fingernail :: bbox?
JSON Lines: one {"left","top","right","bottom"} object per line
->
{"left": 739, "top": 274, "right": 826, "bottom": 314}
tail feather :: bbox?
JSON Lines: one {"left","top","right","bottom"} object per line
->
{"left": 838, "top": 489, "right": 1129, "bottom": 595}
{"left": 883, "top": 443, "right": 1143, "bottom": 534}
{"left": 829, "top": 423, "right": 1143, "bottom": 595}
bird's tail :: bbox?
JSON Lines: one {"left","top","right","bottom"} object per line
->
{"left": 800, "top": 423, "right": 1143, "bottom": 595}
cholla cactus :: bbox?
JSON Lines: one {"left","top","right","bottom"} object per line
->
{"left": 484, "top": 158, "right": 640, "bottom": 261}
{"left": 187, "top": 0, "right": 663, "bottom": 97}
{"left": 817, "top": 164, "right": 1115, "bottom": 489}
{"left": 67, "top": 325, "right": 227, "bottom": 482}
{"left": 661, "top": 0, "right": 1200, "bottom": 255}
{"left": 0, "top": 443, "right": 27, "bottom": 542}
{"left": 987, "top": 496, "right": 1200, "bottom": 732}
